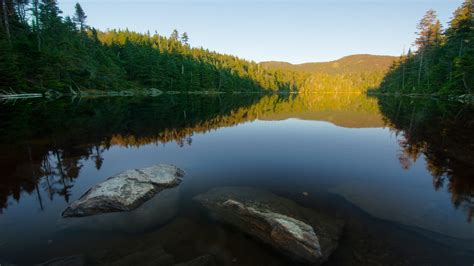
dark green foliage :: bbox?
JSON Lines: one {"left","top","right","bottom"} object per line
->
{"left": 0, "top": 1, "right": 293, "bottom": 92}
{"left": 73, "top": 2, "right": 86, "bottom": 31}
{"left": 0, "top": 38, "right": 21, "bottom": 89}
{"left": 374, "top": 0, "right": 474, "bottom": 95}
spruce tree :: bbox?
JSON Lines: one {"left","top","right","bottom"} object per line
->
{"left": 170, "top": 29, "right": 179, "bottom": 40}
{"left": 415, "top": 9, "right": 441, "bottom": 50}
{"left": 73, "top": 2, "right": 87, "bottom": 31}
{"left": 181, "top": 32, "right": 189, "bottom": 45}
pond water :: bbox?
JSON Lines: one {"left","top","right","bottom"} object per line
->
{"left": 0, "top": 93, "right": 473, "bottom": 265}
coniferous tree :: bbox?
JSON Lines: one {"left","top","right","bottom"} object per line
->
{"left": 73, "top": 2, "right": 86, "bottom": 31}
{"left": 181, "top": 32, "right": 189, "bottom": 45}
{"left": 376, "top": 0, "right": 473, "bottom": 95}
{"left": 0, "top": 0, "right": 349, "bottom": 93}
{"left": 415, "top": 9, "right": 441, "bottom": 50}
{"left": 170, "top": 29, "right": 179, "bottom": 40}
{"left": 1, "top": 0, "right": 11, "bottom": 43}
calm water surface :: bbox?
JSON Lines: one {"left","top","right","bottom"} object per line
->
{"left": 0, "top": 93, "right": 473, "bottom": 265}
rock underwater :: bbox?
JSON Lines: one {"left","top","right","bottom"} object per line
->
{"left": 58, "top": 186, "right": 181, "bottom": 233}
{"left": 194, "top": 187, "right": 344, "bottom": 265}
{"left": 62, "top": 164, "right": 185, "bottom": 218}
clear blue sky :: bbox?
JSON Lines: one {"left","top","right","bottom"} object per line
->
{"left": 59, "top": 0, "right": 463, "bottom": 64}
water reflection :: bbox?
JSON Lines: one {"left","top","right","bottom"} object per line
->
{"left": 0, "top": 93, "right": 472, "bottom": 226}
{"left": 0, "top": 94, "right": 263, "bottom": 212}
{"left": 376, "top": 96, "right": 474, "bottom": 222}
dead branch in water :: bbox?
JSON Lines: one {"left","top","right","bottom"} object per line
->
{"left": 0, "top": 89, "right": 43, "bottom": 100}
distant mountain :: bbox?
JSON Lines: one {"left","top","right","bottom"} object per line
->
{"left": 260, "top": 54, "right": 397, "bottom": 75}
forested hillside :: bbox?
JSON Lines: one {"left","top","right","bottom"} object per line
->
{"left": 374, "top": 0, "right": 473, "bottom": 96}
{"left": 0, "top": 1, "right": 294, "bottom": 93}
{"left": 261, "top": 54, "right": 396, "bottom": 75}
{"left": 3, "top": 0, "right": 455, "bottom": 96}
{"left": 261, "top": 55, "right": 395, "bottom": 93}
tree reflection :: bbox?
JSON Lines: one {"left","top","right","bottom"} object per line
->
{"left": 0, "top": 92, "right": 387, "bottom": 213}
{"left": 0, "top": 94, "right": 262, "bottom": 212}
{"left": 377, "top": 96, "right": 474, "bottom": 222}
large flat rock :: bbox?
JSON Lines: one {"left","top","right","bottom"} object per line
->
{"left": 63, "top": 164, "right": 185, "bottom": 217}
{"left": 194, "top": 187, "right": 344, "bottom": 264}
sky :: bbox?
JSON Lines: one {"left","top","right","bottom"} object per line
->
{"left": 59, "top": 0, "right": 464, "bottom": 64}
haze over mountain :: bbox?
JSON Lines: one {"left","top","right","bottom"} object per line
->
{"left": 260, "top": 54, "right": 397, "bottom": 75}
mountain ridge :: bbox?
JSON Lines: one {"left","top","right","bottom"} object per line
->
{"left": 260, "top": 54, "right": 397, "bottom": 75}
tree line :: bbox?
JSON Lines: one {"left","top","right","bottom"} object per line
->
{"left": 374, "top": 0, "right": 473, "bottom": 95}
{"left": 0, "top": 0, "right": 296, "bottom": 92}
{"left": 3, "top": 1, "right": 469, "bottom": 95}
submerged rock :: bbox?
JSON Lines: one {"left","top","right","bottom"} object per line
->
{"left": 37, "top": 255, "right": 85, "bottom": 266}
{"left": 62, "top": 164, "right": 185, "bottom": 217}
{"left": 175, "top": 255, "right": 216, "bottom": 266}
{"left": 194, "top": 187, "right": 344, "bottom": 264}
{"left": 107, "top": 247, "right": 174, "bottom": 266}
{"left": 59, "top": 186, "right": 180, "bottom": 233}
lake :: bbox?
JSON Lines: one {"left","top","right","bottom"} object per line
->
{"left": 0, "top": 93, "right": 473, "bottom": 265}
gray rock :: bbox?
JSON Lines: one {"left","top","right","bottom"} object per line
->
{"left": 194, "top": 187, "right": 344, "bottom": 264}
{"left": 62, "top": 164, "right": 185, "bottom": 217}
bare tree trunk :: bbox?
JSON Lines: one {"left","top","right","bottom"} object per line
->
{"left": 218, "top": 73, "right": 222, "bottom": 91}
{"left": 1, "top": 0, "right": 11, "bottom": 44}
{"left": 402, "top": 47, "right": 406, "bottom": 91}
{"left": 33, "top": 0, "right": 41, "bottom": 51}
{"left": 409, "top": 106, "right": 416, "bottom": 133}
{"left": 395, "top": 100, "right": 402, "bottom": 122}
{"left": 463, "top": 73, "right": 470, "bottom": 93}
{"left": 402, "top": 64, "right": 405, "bottom": 91}
{"left": 418, "top": 51, "right": 423, "bottom": 86}
{"left": 15, "top": 1, "right": 24, "bottom": 24}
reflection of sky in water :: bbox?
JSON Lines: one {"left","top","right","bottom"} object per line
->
{"left": 1, "top": 117, "right": 472, "bottom": 255}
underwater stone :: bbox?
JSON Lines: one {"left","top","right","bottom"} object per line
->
{"left": 62, "top": 164, "right": 185, "bottom": 217}
{"left": 194, "top": 187, "right": 344, "bottom": 264}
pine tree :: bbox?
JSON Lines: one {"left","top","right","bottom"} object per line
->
{"left": 31, "top": 0, "right": 41, "bottom": 51}
{"left": 446, "top": 0, "right": 474, "bottom": 92}
{"left": 73, "top": 2, "right": 87, "bottom": 31}
{"left": 181, "top": 32, "right": 189, "bottom": 45}
{"left": 1, "top": 0, "right": 11, "bottom": 44}
{"left": 415, "top": 9, "right": 441, "bottom": 50}
{"left": 0, "top": 38, "right": 21, "bottom": 89}
{"left": 170, "top": 29, "right": 179, "bottom": 40}
{"left": 378, "top": 1, "right": 474, "bottom": 95}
